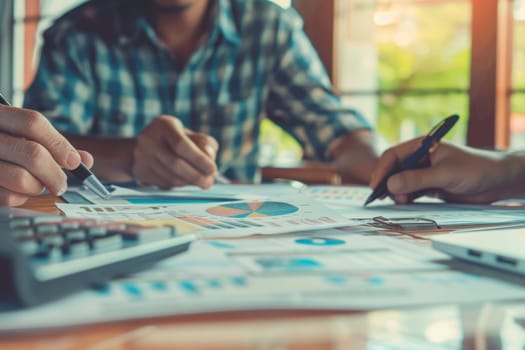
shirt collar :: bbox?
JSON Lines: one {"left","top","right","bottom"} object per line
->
{"left": 114, "top": 0, "right": 240, "bottom": 47}
{"left": 113, "top": 0, "right": 156, "bottom": 47}
{"left": 212, "top": 0, "right": 241, "bottom": 46}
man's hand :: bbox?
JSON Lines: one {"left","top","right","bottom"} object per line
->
{"left": 132, "top": 115, "right": 218, "bottom": 189}
{"left": 330, "top": 129, "right": 379, "bottom": 184}
{"left": 370, "top": 138, "right": 521, "bottom": 204}
{"left": 0, "top": 105, "right": 93, "bottom": 206}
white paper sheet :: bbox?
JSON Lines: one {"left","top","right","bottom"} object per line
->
{"left": 306, "top": 186, "right": 525, "bottom": 226}
{"left": 69, "top": 184, "right": 525, "bottom": 227}
{"left": 56, "top": 196, "right": 351, "bottom": 238}
{"left": 3, "top": 232, "right": 525, "bottom": 332}
{"left": 135, "top": 229, "right": 448, "bottom": 280}
{"left": 73, "top": 183, "right": 303, "bottom": 205}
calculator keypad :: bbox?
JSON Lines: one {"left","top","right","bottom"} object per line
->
{"left": 3, "top": 216, "right": 177, "bottom": 264}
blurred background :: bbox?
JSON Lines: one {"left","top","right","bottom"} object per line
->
{"left": 0, "top": 0, "right": 522, "bottom": 167}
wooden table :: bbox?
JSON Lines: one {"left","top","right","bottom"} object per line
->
{"left": 1, "top": 197, "right": 524, "bottom": 349}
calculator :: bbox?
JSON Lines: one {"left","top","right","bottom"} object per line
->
{"left": 0, "top": 207, "right": 194, "bottom": 308}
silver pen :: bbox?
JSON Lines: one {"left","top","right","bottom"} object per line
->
{"left": 0, "top": 92, "right": 111, "bottom": 200}
{"left": 214, "top": 172, "right": 231, "bottom": 184}
{"left": 70, "top": 164, "right": 111, "bottom": 199}
{"left": 203, "top": 143, "right": 231, "bottom": 185}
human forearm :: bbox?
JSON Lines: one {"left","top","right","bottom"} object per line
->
{"left": 496, "top": 151, "right": 525, "bottom": 199}
{"left": 63, "top": 116, "right": 218, "bottom": 188}
{"left": 328, "top": 129, "right": 380, "bottom": 184}
{"left": 64, "top": 133, "right": 136, "bottom": 182}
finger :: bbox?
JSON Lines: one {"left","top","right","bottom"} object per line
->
{"left": 392, "top": 194, "right": 411, "bottom": 204}
{"left": 370, "top": 148, "right": 400, "bottom": 189}
{"left": 132, "top": 147, "right": 188, "bottom": 189}
{"left": 146, "top": 163, "right": 188, "bottom": 189}
{"left": 387, "top": 166, "right": 451, "bottom": 196}
{"left": 399, "top": 189, "right": 439, "bottom": 204}
{"left": 0, "top": 105, "right": 81, "bottom": 170}
{"left": 170, "top": 136, "right": 216, "bottom": 175}
{"left": 149, "top": 145, "right": 215, "bottom": 189}
{"left": 370, "top": 137, "right": 425, "bottom": 188}
{"left": 0, "top": 160, "right": 45, "bottom": 196}
{"left": 188, "top": 132, "right": 219, "bottom": 160}
{"left": 169, "top": 157, "right": 215, "bottom": 189}
{"left": 0, "top": 133, "right": 67, "bottom": 195}
{"left": 159, "top": 118, "right": 216, "bottom": 175}
{"left": 0, "top": 187, "right": 30, "bottom": 207}
{"left": 132, "top": 146, "right": 158, "bottom": 184}
{"left": 135, "top": 166, "right": 182, "bottom": 189}
{"left": 138, "top": 133, "right": 215, "bottom": 188}
{"left": 79, "top": 150, "right": 94, "bottom": 168}
{"left": 138, "top": 135, "right": 187, "bottom": 173}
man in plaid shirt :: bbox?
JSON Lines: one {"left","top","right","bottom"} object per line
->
{"left": 25, "top": 0, "right": 378, "bottom": 188}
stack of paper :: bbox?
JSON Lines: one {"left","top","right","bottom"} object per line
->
{"left": 2, "top": 228, "right": 525, "bottom": 332}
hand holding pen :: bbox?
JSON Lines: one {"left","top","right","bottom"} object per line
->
{"left": 365, "top": 114, "right": 459, "bottom": 205}
{"left": 0, "top": 93, "right": 109, "bottom": 206}
{"left": 131, "top": 115, "right": 229, "bottom": 190}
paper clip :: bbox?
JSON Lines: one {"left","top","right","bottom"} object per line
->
{"left": 371, "top": 216, "right": 440, "bottom": 231}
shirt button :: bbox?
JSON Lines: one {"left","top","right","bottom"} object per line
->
{"left": 115, "top": 113, "right": 126, "bottom": 124}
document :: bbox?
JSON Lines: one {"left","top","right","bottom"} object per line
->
{"left": 3, "top": 231, "right": 525, "bottom": 332}
{"left": 135, "top": 228, "right": 449, "bottom": 280}
{"left": 56, "top": 196, "right": 350, "bottom": 238}
{"left": 305, "top": 185, "right": 396, "bottom": 207}
{"left": 65, "top": 184, "right": 525, "bottom": 229}
{"left": 68, "top": 184, "right": 303, "bottom": 205}
{"left": 306, "top": 185, "right": 525, "bottom": 227}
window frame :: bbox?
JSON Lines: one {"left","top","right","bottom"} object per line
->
{"left": 295, "top": 0, "right": 514, "bottom": 149}
{"left": 22, "top": 0, "right": 40, "bottom": 91}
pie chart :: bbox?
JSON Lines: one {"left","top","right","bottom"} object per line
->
{"left": 206, "top": 201, "right": 299, "bottom": 218}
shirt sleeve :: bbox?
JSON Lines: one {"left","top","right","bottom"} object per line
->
{"left": 266, "top": 8, "right": 372, "bottom": 162}
{"left": 24, "top": 29, "right": 95, "bottom": 134}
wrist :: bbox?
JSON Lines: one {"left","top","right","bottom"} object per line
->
{"left": 496, "top": 151, "right": 525, "bottom": 199}
{"left": 329, "top": 130, "right": 379, "bottom": 184}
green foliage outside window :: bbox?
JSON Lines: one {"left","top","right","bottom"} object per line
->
{"left": 375, "top": 2, "right": 470, "bottom": 144}
{"left": 512, "top": 21, "right": 525, "bottom": 117}
{"left": 259, "top": 2, "right": 474, "bottom": 166}
{"left": 259, "top": 119, "right": 302, "bottom": 166}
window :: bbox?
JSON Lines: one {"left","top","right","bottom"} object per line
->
{"left": 270, "top": 0, "right": 292, "bottom": 8}
{"left": 335, "top": 0, "right": 471, "bottom": 146}
{"left": 299, "top": 0, "right": 520, "bottom": 151}
{"left": 261, "top": 0, "right": 302, "bottom": 167}
{"left": 512, "top": 0, "right": 525, "bottom": 148}
{"left": 12, "top": 0, "right": 85, "bottom": 106}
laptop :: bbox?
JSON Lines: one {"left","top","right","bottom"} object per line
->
{"left": 431, "top": 228, "right": 525, "bottom": 276}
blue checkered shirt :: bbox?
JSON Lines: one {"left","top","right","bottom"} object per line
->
{"left": 25, "top": 0, "right": 371, "bottom": 182}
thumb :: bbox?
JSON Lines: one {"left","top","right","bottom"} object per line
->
{"left": 189, "top": 133, "right": 219, "bottom": 160}
{"left": 78, "top": 150, "right": 94, "bottom": 168}
{"left": 387, "top": 167, "right": 450, "bottom": 195}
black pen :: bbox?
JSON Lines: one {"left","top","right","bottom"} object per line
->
{"left": 364, "top": 114, "right": 459, "bottom": 206}
{"left": 0, "top": 92, "right": 111, "bottom": 200}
